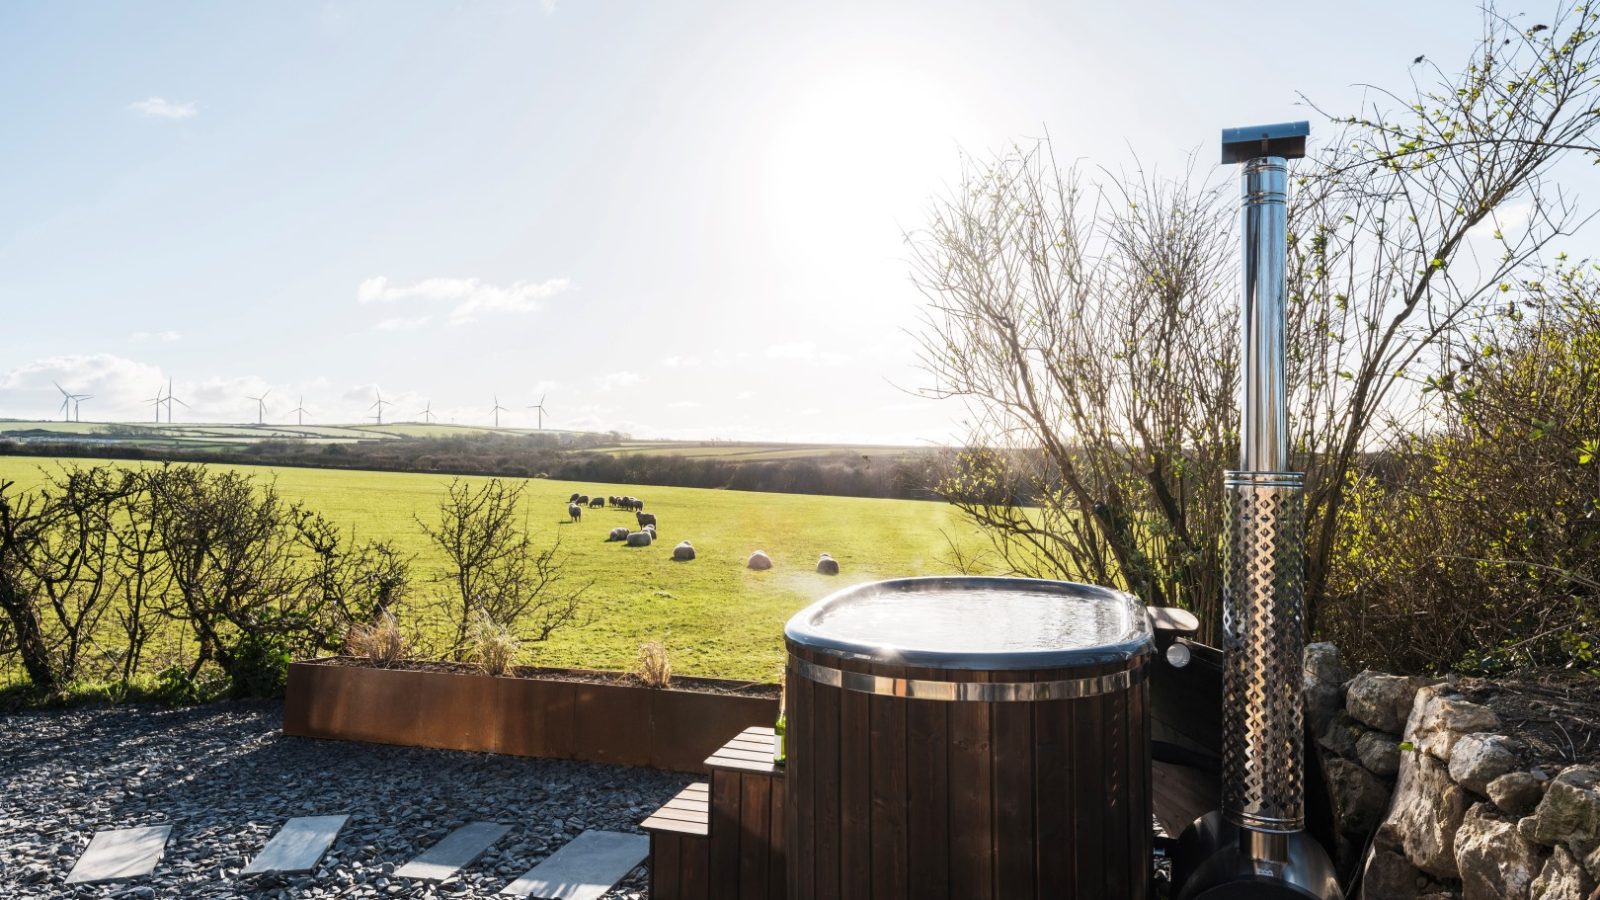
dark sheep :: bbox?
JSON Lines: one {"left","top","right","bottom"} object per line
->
{"left": 636, "top": 512, "right": 657, "bottom": 531}
{"left": 589, "top": 497, "right": 604, "bottom": 508}
{"left": 577, "top": 495, "right": 589, "bottom": 505}
{"left": 569, "top": 492, "right": 581, "bottom": 503}
{"left": 568, "top": 503, "right": 582, "bottom": 523}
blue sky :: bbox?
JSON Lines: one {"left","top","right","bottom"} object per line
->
{"left": 0, "top": 1, "right": 1580, "bottom": 442}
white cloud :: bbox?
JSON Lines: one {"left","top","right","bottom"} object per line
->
{"left": 595, "top": 371, "right": 643, "bottom": 392}
{"left": 375, "top": 315, "right": 432, "bottom": 331}
{"left": 130, "top": 330, "right": 182, "bottom": 343}
{"left": 540, "top": 0, "right": 559, "bottom": 12}
{"left": 128, "top": 97, "right": 197, "bottom": 119}
{"left": 357, "top": 276, "right": 571, "bottom": 324}
{"left": 667, "top": 400, "right": 701, "bottom": 409}
{"left": 764, "top": 341, "right": 848, "bottom": 366}
{"left": 662, "top": 355, "right": 702, "bottom": 369}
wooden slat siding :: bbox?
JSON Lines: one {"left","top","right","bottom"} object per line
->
{"left": 812, "top": 673, "right": 843, "bottom": 900}
{"left": 768, "top": 766, "right": 787, "bottom": 900}
{"left": 710, "top": 769, "right": 742, "bottom": 899}
{"left": 947, "top": 671, "right": 994, "bottom": 900}
{"left": 868, "top": 693, "right": 907, "bottom": 900}
{"left": 1133, "top": 675, "right": 1151, "bottom": 900}
{"left": 1105, "top": 686, "right": 1130, "bottom": 900}
{"left": 680, "top": 830, "right": 712, "bottom": 900}
{"left": 839, "top": 687, "right": 871, "bottom": 900}
{"left": 992, "top": 698, "right": 1034, "bottom": 899}
{"left": 1033, "top": 697, "right": 1073, "bottom": 895}
{"left": 653, "top": 834, "right": 681, "bottom": 900}
{"left": 738, "top": 773, "right": 772, "bottom": 900}
{"left": 905, "top": 696, "right": 950, "bottom": 900}
{"left": 787, "top": 659, "right": 813, "bottom": 900}
{"left": 1073, "top": 692, "right": 1106, "bottom": 896}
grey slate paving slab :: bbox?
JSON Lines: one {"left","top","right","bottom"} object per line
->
{"left": 240, "top": 815, "right": 349, "bottom": 875}
{"left": 498, "top": 829, "right": 649, "bottom": 899}
{"left": 395, "top": 821, "right": 511, "bottom": 882}
{"left": 64, "top": 824, "right": 172, "bottom": 884}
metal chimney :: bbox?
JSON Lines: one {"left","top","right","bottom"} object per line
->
{"left": 1172, "top": 121, "right": 1339, "bottom": 900}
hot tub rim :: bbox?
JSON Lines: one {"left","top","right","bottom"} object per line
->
{"left": 783, "top": 575, "right": 1155, "bottom": 671}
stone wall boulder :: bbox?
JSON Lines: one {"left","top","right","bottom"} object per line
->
{"left": 1380, "top": 749, "right": 1472, "bottom": 878}
{"left": 1304, "top": 641, "right": 1350, "bottom": 734}
{"left": 1454, "top": 803, "right": 1543, "bottom": 900}
{"left": 1520, "top": 766, "right": 1600, "bottom": 865}
{"left": 1407, "top": 686, "right": 1502, "bottom": 763}
{"left": 1358, "top": 730, "right": 1403, "bottom": 777}
{"left": 1362, "top": 847, "right": 1424, "bottom": 900}
{"left": 1328, "top": 757, "right": 1391, "bottom": 837}
{"left": 1489, "top": 772, "right": 1546, "bottom": 818}
{"left": 1349, "top": 671, "right": 1432, "bottom": 734}
{"left": 1530, "top": 846, "right": 1596, "bottom": 899}
{"left": 1450, "top": 734, "right": 1521, "bottom": 796}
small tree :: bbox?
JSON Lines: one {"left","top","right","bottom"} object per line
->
{"left": 419, "top": 478, "right": 589, "bottom": 660}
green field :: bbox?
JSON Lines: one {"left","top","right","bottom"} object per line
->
{"left": 0, "top": 456, "right": 992, "bottom": 682}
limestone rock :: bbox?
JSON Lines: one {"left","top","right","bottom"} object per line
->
{"left": 1303, "top": 642, "right": 1349, "bottom": 735}
{"left": 1327, "top": 757, "right": 1391, "bottom": 838}
{"left": 1455, "top": 802, "right": 1543, "bottom": 900}
{"left": 1406, "top": 685, "right": 1501, "bottom": 763}
{"left": 1489, "top": 772, "right": 1546, "bottom": 818}
{"left": 1358, "top": 730, "right": 1403, "bottom": 778}
{"left": 1450, "top": 734, "right": 1521, "bottom": 795}
{"left": 1362, "top": 847, "right": 1423, "bottom": 900}
{"left": 1348, "top": 671, "right": 1431, "bottom": 734}
{"left": 1521, "top": 766, "right": 1600, "bottom": 861}
{"left": 1531, "top": 846, "right": 1596, "bottom": 900}
{"left": 1381, "top": 749, "right": 1471, "bottom": 878}
{"left": 746, "top": 550, "right": 772, "bottom": 571}
{"left": 1319, "top": 712, "right": 1362, "bottom": 759}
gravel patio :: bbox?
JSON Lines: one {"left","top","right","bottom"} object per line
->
{"left": 0, "top": 700, "right": 692, "bottom": 899}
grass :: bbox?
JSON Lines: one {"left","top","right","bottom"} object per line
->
{"left": 0, "top": 456, "right": 994, "bottom": 683}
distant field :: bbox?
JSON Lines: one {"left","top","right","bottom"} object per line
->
{"left": 593, "top": 440, "right": 928, "bottom": 461}
{"left": 0, "top": 456, "right": 993, "bottom": 682}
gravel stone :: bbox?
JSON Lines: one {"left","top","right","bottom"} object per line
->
{"left": 0, "top": 701, "right": 680, "bottom": 899}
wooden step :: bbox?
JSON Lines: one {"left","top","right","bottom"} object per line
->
{"left": 643, "top": 782, "right": 710, "bottom": 900}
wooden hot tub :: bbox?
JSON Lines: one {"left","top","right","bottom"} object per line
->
{"left": 783, "top": 576, "right": 1155, "bottom": 900}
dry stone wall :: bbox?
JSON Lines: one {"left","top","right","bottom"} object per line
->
{"left": 1302, "top": 643, "right": 1600, "bottom": 900}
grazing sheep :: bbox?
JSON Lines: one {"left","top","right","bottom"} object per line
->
{"left": 577, "top": 495, "right": 589, "bottom": 505}
{"left": 569, "top": 492, "right": 581, "bottom": 503}
{"left": 626, "top": 531, "right": 653, "bottom": 547}
{"left": 673, "top": 540, "right": 695, "bottom": 561}
{"left": 608, "top": 526, "right": 629, "bottom": 542}
{"left": 747, "top": 550, "right": 773, "bottom": 571}
{"left": 589, "top": 496, "right": 604, "bottom": 508}
{"left": 636, "top": 512, "right": 657, "bottom": 531}
{"left": 633, "top": 498, "right": 646, "bottom": 511}
{"left": 643, "top": 523, "right": 656, "bottom": 538}
{"left": 568, "top": 503, "right": 582, "bottom": 523}
{"left": 816, "top": 553, "right": 839, "bottom": 575}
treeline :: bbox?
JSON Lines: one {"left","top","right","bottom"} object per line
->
{"left": 0, "top": 434, "right": 947, "bottom": 500}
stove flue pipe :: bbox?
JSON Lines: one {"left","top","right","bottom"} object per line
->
{"left": 1171, "top": 122, "right": 1339, "bottom": 900}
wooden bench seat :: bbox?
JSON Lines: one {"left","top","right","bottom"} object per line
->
{"left": 642, "top": 782, "right": 710, "bottom": 899}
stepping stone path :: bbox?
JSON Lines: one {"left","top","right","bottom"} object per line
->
{"left": 499, "top": 829, "right": 649, "bottom": 900}
{"left": 395, "top": 821, "right": 511, "bottom": 882}
{"left": 63, "top": 819, "right": 646, "bottom": 898}
{"left": 64, "top": 824, "right": 172, "bottom": 884}
{"left": 241, "top": 814, "right": 349, "bottom": 875}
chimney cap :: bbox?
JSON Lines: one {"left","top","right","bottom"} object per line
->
{"left": 1220, "top": 121, "right": 1310, "bottom": 164}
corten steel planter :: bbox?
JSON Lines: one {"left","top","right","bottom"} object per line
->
{"left": 282, "top": 657, "right": 779, "bottom": 774}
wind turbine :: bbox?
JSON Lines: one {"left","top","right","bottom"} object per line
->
{"left": 290, "top": 396, "right": 309, "bottom": 426}
{"left": 527, "top": 394, "right": 548, "bottom": 430}
{"left": 164, "top": 379, "right": 189, "bottom": 423}
{"left": 490, "top": 395, "right": 508, "bottom": 428}
{"left": 144, "top": 384, "right": 166, "bottom": 423}
{"left": 71, "top": 393, "right": 92, "bottom": 422}
{"left": 370, "top": 389, "right": 392, "bottom": 425}
{"left": 246, "top": 389, "right": 271, "bottom": 425}
{"left": 52, "top": 382, "right": 73, "bottom": 421}
{"left": 418, "top": 401, "right": 436, "bottom": 424}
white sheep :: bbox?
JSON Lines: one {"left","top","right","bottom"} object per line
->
{"left": 816, "top": 553, "right": 839, "bottom": 575}
{"left": 747, "top": 550, "right": 773, "bottom": 571}
{"left": 673, "top": 541, "right": 696, "bottom": 561}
